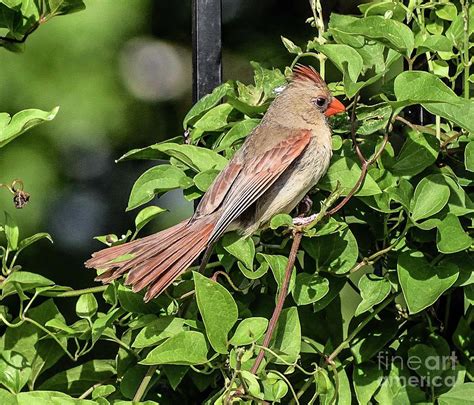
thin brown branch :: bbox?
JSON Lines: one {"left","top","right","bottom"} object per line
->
{"left": 250, "top": 231, "right": 302, "bottom": 374}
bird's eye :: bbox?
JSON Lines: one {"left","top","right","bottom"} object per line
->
{"left": 316, "top": 97, "right": 326, "bottom": 107}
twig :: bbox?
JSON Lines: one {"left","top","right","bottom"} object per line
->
{"left": 250, "top": 231, "right": 302, "bottom": 374}
{"left": 133, "top": 365, "right": 157, "bottom": 402}
{"left": 78, "top": 382, "right": 104, "bottom": 399}
{"left": 41, "top": 285, "right": 108, "bottom": 297}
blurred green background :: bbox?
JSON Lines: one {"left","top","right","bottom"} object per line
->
{"left": 0, "top": 0, "right": 360, "bottom": 288}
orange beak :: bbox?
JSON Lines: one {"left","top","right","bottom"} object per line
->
{"left": 324, "top": 98, "right": 346, "bottom": 117}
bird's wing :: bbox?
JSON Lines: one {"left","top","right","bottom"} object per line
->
{"left": 201, "top": 129, "right": 312, "bottom": 242}
{"left": 193, "top": 160, "right": 244, "bottom": 218}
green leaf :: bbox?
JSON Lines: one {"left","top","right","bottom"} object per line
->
{"left": 309, "top": 43, "right": 363, "bottom": 82}
{"left": 222, "top": 233, "right": 255, "bottom": 270}
{"left": 132, "top": 316, "right": 186, "bottom": 348}
{"left": 1, "top": 271, "right": 54, "bottom": 297}
{"left": 140, "top": 331, "right": 208, "bottom": 365}
{"left": 269, "top": 213, "right": 293, "bottom": 230}
{"left": 0, "top": 350, "right": 31, "bottom": 393}
{"left": 397, "top": 251, "right": 459, "bottom": 314}
{"left": 358, "top": 1, "right": 406, "bottom": 21}
{"left": 119, "top": 143, "right": 228, "bottom": 172}
{"left": 314, "top": 368, "right": 335, "bottom": 405}
{"left": 250, "top": 61, "right": 286, "bottom": 100}
{"left": 303, "top": 228, "right": 358, "bottom": 274}
{"left": 351, "top": 317, "right": 399, "bottom": 363}
{"left": 319, "top": 156, "right": 382, "bottom": 196}
{"left": 4, "top": 211, "right": 19, "bottom": 251}
{"left": 438, "top": 383, "right": 474, "bottom": 405}
{"left": 237, "top": 260, "right": 269, "bottom": 280}
{"left": 411, "top": 174, "right": 450, "bottom": 222}
{"left": 387, "top": 179, "right": 413, "bottom": 210}
{"left": 0, "top": 299, "right": 66, "bottom": 370}
{"left": 45, "top": 318, "right": 77, "bottom": 335}
{"left": 44, "top": 0, "right": 86, "bottom": 16}
{"left": 394, "top": 71, "right": 474, "bottom": 132}
{"left": 313, "top": 275, "right": 347, "bottom": 312}
{"left": 390, "top": 130, "right": 439, "bottom": 176}
{"left": 163, "top": 365, "right": 188, "bottom": 390}
{"left": 193, "top": 103, "right": 233, "bottom": 132}
{"left": 193, "top": 169, "right": 219, "bottom": 192}
{"left": 407, "top": 343, "right": 449, "bottom": 381}
{"left": 120, "top": 365, "right": 151, "bottom": 400}
{"left": 355, "top": 275, "right": 391, "bottom": 316}
{"left": 356, "top": 104, "right": 392, "bottom": 135}
{"left": 0, "top": 107, "right": 58, "bottom": 148}
{"left": 437, "top": 213, "right": 472, "bottom": 254}
{"left": 417, "top": 35, "right": 453, "bottom": 54}
{"left": 258, "top": 253, "right": 296, "bottom": 293}
{"left": 183, "top": 82, "right": 232, "bottom": 129}
{"left": 134, "top": 206, "right": 166, "bottom": 233}
{"left": 92, "top": 384, "right": 115, "bottom": 399}
{"left": 40, "top": 360, "right": 116, "bottom": 395}
{"left": 229, "top": 317, "right": 268, "bottom": 346}
{"left": 91, "top": 308, "right": 122, "bottom": 344}
{"left": 15, "top": 390, "right": 97, "bottom": 404}
{"left": 262, "top": 371, "right": 288, "bottom": 401}
{"left": 271, "top": 307, "right": 301, "bottom": 364}
{"left": 465, "top": 141, "right": 474, "bottom": 172}
{"left": 217, "top": 118, "right": 260, "bottom": 150}
{"left": 240, "top": 370, "right": 264, "bottom": 399}
{"left": 446, "top": 5, "right": 474, "bottom": 47}
{"left": 292, "top": 273, "right": 329, "bottom": 305}
{"left": 117, "top": 285, "right": 160, "bottom": 314}
{"left": 341, "top": 16, "right": 414, "bottom": 56}
{"left": 281, "top": 36, "right": 302, "bottom": 54}
{"left": 436, "top": 3, "right": 458, "bottom": 21}
{"left": 17, "top": 232, "right": 53, "bottom": 253}
{"left": 193, "top": 272, "right": 238, "bottom": 354}
{"left": 353, "top": 362, "right": 383, "bottom": 405}
{"left": 75, "top": 293, "right": 98, "bottom": 318}
{"left": 127, "top": 164, "right": 192, "bottom": 211}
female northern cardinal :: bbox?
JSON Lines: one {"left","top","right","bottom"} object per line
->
{"left": 86, "top": 65, "right": 345, "bottom": 301}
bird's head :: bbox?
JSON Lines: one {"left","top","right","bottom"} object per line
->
{"left": 285, "top": 64, "right": 345, "bottom": 119}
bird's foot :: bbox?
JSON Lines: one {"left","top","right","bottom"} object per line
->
{"left": 296, "top": 194, "right": 313, "bottom": 217}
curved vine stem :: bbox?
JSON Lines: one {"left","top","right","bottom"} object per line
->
{"left": 133, "top": 365, "right": 157, "bottom": 402}
{"left": 250, "top": 231, "right": 302, "bottom": 374}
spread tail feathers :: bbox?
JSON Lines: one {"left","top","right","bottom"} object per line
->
{"left": 85, "top": 218, "right": 215, "bottom": 301}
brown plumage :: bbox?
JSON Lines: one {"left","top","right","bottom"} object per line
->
{"left": 85, "top": 64, "right": 345, "bottom": 301}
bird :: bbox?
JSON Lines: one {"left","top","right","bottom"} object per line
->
{"left": 85, "top": 64, "right": 345, "bottom": 302}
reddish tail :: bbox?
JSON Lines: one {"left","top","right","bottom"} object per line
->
{"left": 85, "top": 217, "right": 215, "bottom": 301}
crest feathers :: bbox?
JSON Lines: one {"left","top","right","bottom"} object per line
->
{"left": 292, "top": 64, "right": 324, "bottom": 86}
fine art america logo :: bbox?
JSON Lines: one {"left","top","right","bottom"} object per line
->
{"left": 377, "top": 350, "right": 459, "bottom": 388}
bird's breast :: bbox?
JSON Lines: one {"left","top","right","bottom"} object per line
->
{"left": 237, "top": 134, "right": 333, "bottom": 235}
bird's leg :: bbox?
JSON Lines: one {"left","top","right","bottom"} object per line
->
{"left": 297, "top": 194, "right": 313, "bottom": 217}
{"left": 292, "top": 195, "right": 317, "bottom": 226}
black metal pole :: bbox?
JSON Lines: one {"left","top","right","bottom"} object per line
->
{"left": 192, "top": 0, "right": 222, "bottom": 103}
